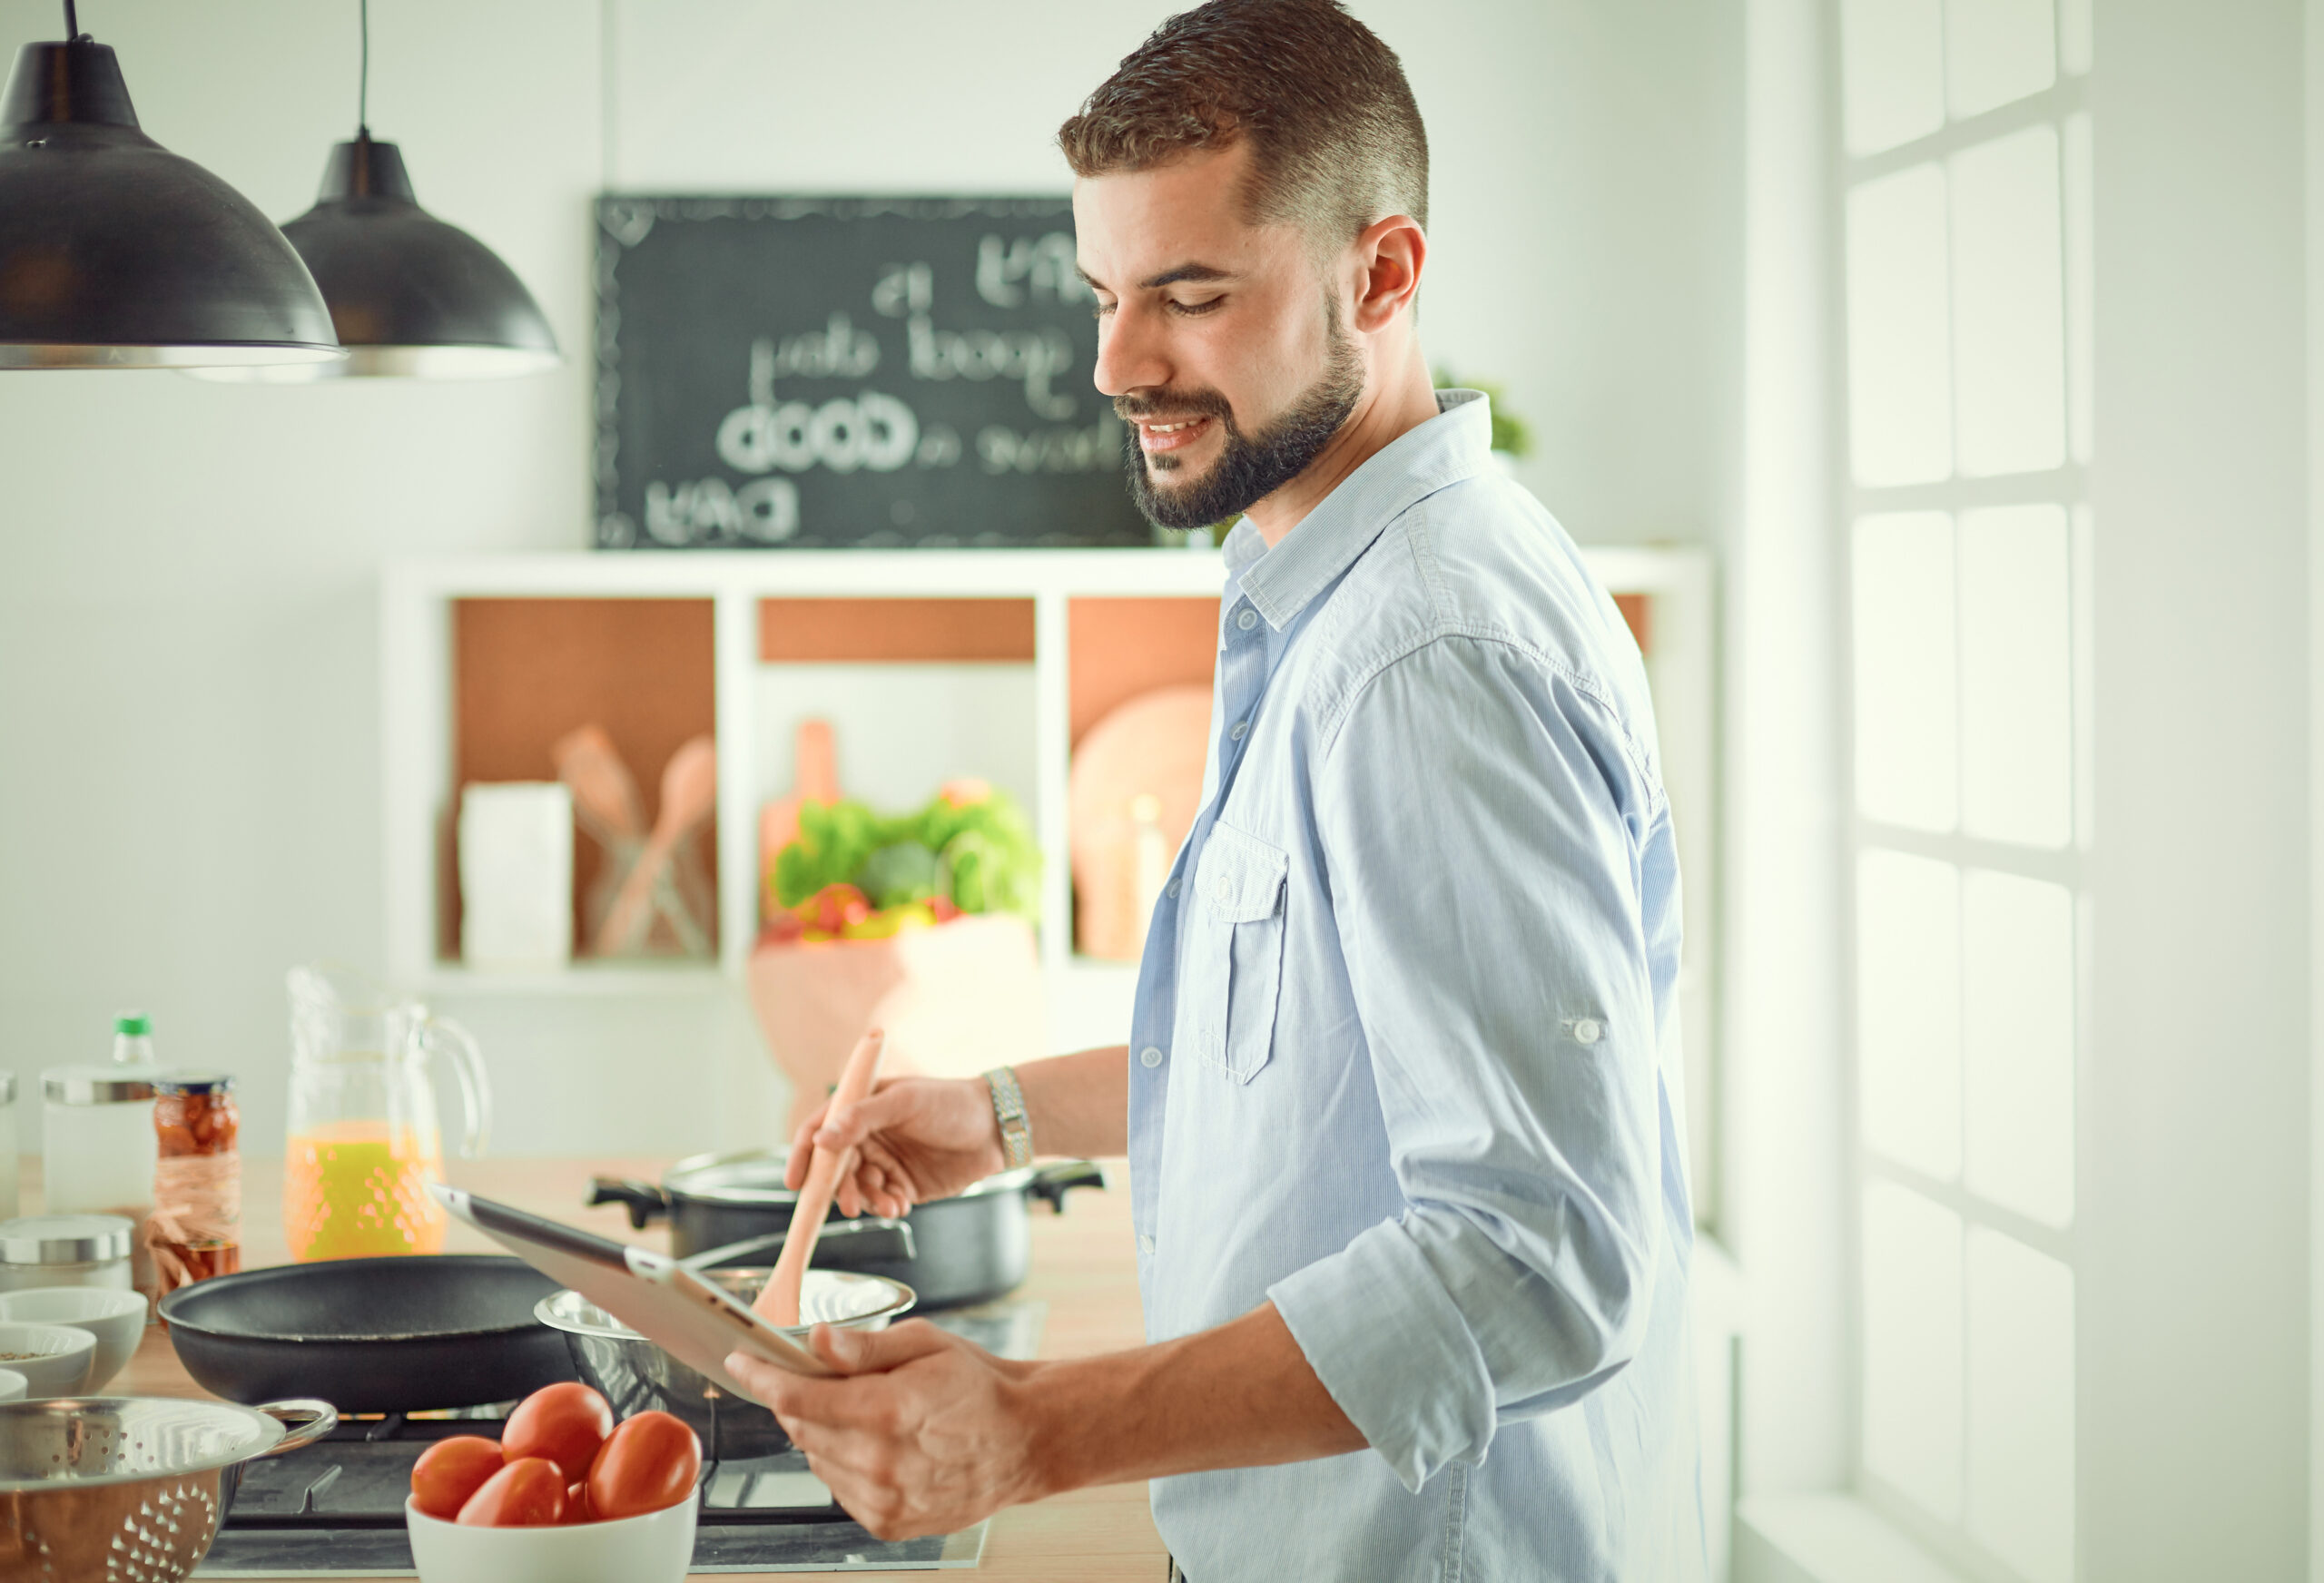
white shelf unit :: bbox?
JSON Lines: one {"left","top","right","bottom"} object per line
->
{"left": 380, "top": 546, "right": 1715, "bottom": 1098}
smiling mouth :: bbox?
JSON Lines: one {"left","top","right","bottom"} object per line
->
{"left": 1134, "top": 416, "right": 1215, "bottom": 455}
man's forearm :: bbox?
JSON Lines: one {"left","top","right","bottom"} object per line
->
{"left": 1019, "top": 1302, "right": 1366, "bottom": 1493}
{"left": 1014, "top": 1046, "right": 1131, "bottom": 1158}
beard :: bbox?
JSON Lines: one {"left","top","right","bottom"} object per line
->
{"left": 1118, "top": 305, "right": 1364, "bottom": 532}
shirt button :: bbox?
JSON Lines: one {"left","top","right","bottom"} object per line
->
{"left": 1139, "top": 1046, "right": 1164, "bottom": 1068}
{"left": 1236, "top": 607, "right": 1258, "bottom": 631}
{"left": 1138, "top": 1234, "right": 1156, "bottom": 1254}
{"left": 1212, "top": 875, "right": 1232, "bottom": 902}
{"left": 1229, "top": 720, "right": 1249, "bottom": 742}
{"left": 1573, "top": 1018, "right": 1604, "bottom": 1046}
{"left": 1167, "top": 878, "right": 1180, "bottom": 900}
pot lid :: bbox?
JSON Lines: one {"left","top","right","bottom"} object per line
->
{"left": 0, "top": 1214, "right": 133, "bottom": 1264}
{"left": 660, "top": 1147, "right": 1038, "bottom": 1206}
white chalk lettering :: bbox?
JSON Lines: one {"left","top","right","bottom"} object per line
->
{"left": 907, "top": 319, "right": 1078, "bottom": 419}
{"left": 644, "top": 477, "right": 799, "bottom": 545}
{"left": 974, "top": 414, "right": 1122, "bottom": 476}
{"left": 717, "top": 390, "right": 921, "bottom": 475}
{"left": 975, "top": 233, "right": 1090, "bottom": 307}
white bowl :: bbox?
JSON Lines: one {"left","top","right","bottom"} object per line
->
{"left": 0, "top": 1322, "right": 94, "bottom": 1396}
{"left": 0, "top": 1369, "right": 25, "bottom": 1402}
{"left": 0, "top": 1287, "right": 146, "bottom": 1391}
{"left": 406, "top": 1488, "right": 698, "bottom": 1583}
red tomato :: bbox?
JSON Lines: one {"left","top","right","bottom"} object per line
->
{"left": 562, "top": 1479, "right": 596, "bottom": 1525}
{"left": 409, "top": 1435, "right": 506, "bottom": 1520}
{"left": 500, "top": 1381, "right": 614, "bottom": 1480}
{"left": 455, "top": 1457, "right": 566, "bottom": 1527}
{"left": 586, "top": 1411, "right": 703, "bottom": 1520}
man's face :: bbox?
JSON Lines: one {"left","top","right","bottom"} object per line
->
{"left": 1074, "top": 143, "right": 1362, "bottom": 530}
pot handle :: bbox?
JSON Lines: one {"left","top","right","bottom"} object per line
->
{"left": 587, "top": 1176, "right": 673, "bottom": 1230}
{"left": 1029, "top": 1159, "right": 1108, "bottom": 1213}
{"left": 253, "top": 1399, "right": 340, "bottom": 1458}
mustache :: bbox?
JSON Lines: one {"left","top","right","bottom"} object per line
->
{"left": 1114, "top": 387, "right": 1235, "bottom": 423}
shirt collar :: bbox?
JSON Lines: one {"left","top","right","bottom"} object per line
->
{"left": 1225, "top": 388, "right": 1495, "bottom": 630}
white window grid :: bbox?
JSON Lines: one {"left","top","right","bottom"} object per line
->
{"left": 1831, "top": 6, "right": 2089, "bottom": 1581}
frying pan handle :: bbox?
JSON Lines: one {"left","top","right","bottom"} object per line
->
{"left": 587, "top": 1176, "right": 672, "bottom": 1230}
{"left": 254, "top": 1399, "right": 340, "bottom": 1458}
{"left": 1029, "top": 1159, "right": 1108, "bottom": 1213}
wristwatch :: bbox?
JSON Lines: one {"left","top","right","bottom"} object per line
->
{"left": 984, "top": 1066, "right": 1033, "bottom": 1169}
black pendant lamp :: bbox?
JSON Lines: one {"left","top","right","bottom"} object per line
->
{"left": 204, "top": 0, "right": 557, "bottom": 381}
{"left": 0, "top": 2, "right": 341, "bottom": 370}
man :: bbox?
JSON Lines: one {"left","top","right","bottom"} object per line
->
{"left": 727, "top": 4, "right": 1706, "bottom": 1578}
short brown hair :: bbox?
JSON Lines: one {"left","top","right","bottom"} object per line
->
{"left": 1059, "top": 0, "right": 1429, "bottom": 249}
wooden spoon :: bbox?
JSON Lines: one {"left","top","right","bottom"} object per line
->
{"left": 756, "top": 1027, "right": 888, "bottom": 1327}
{"left": 594, "top": 734, "right": 717, "bottom": 955}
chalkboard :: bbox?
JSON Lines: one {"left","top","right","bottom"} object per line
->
{"left": 593, "top": 196, "right": 1151, "bottom": 551}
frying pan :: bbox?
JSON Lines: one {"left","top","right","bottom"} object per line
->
{"left": 158, "top": 1255, "right": 578, "bottom": 1412}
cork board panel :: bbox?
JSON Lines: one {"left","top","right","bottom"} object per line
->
{"left": 1068, "top": 597, "right": 1221, "bottom": 745}
{"left": 449, "top": 598, "right": 717, "bottom": 961}
{"left": 760, "top": 599, "right": 1036, "bottom": 663}
{"left": 1613, "top": 592, "right": 1653, "bottom": 657}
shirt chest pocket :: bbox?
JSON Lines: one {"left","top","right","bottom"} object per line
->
{"left": 1178, "top": 821, "right": 1288, "bottom": 1084}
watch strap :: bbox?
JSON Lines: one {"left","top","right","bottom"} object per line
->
{"left": 985, "top": 1066, "right": 1033, "bottom": 1169}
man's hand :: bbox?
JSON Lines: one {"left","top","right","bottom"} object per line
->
{"left": 727, "top": 1303, "right": 1364, "bottom": 1538}
{"left": 727, "top": 1322, "right": 1049, "bottom": 1540}
{"left": 785, "top": 1077, "right": 1004, "bottom": 1218}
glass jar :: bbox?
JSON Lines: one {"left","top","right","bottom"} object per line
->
{"left": 0, "top": 1073, "right": 17, "bottom": 1222}
{"left": 150, "top": 1076, "right": 240, "bottom": 1295}
{"left": 0, "top": 1214, "right": 134, "bottom": 1293}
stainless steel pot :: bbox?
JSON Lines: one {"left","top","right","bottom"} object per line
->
{"left": 535, "top": 1266, "right": 913, "bottom": 1460}
{"left": 587, "top": 1149, "right": 1106, "bottom": 1310}
{"left": 0, "top": 1395, "right": 338, "bottom": 1582}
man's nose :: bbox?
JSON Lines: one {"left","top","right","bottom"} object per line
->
{"left": 1092, "top": 302, "right": 1169, "bottom": 398}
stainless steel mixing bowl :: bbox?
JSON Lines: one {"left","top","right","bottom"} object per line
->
{"left": 0, "top": 1395, "right": 337, "bottom": 1582}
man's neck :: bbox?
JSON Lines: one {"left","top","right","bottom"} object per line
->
{"left": 1241, "top": 344, "right": 1443, "bottom": 548}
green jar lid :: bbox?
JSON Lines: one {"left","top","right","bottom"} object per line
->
{"left": 114, "top": 1012, "right": 151, "bottom": 1037}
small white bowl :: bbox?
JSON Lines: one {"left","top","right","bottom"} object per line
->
{"left": 0, "top": 1322, "right": 94, "bottom": 1397}
{"left": 0, "top": 1287, "right": 146, "bottom": 1391}
{"left": 0, "top": 1369, "right": 25, "bottom": 1402}
{"left": 406, "top": 1488, "right": 699, "bottom": 1583}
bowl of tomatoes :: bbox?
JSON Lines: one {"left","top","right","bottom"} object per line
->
{"left": 404, "top": 1381, "right": 703, "bottom": 1583}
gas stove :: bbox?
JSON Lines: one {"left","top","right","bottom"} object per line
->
{"left": 193, "top": 1302, "right": 1044, "bottom": 1576}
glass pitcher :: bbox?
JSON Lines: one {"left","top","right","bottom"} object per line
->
{"left": 282, "top": 965, "right": 491, "bottom": 1262}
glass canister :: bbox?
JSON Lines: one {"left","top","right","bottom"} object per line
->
{"left": 0, "top": 1214, "right": 134, "bottom": 1293}
{"left": 42, "top": 1061, "right": 161, "bottom": 1296}
{"left": 0, "top": 1073, "right": 17, "bottom": 1222}
{"left": 282, "top": 966, "right": 490, "bottom": 1262}
{"left": 150, "top": 1075, "right": 241, "bottom": 1295}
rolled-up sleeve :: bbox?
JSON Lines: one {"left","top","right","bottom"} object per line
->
{"left": 1265, "top": 634, "right": 1670, "bottom": 1492}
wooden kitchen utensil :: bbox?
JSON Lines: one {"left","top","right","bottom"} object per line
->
{"left": 594, "top": 734, "right": 717, "bottom": 956}
{"left": 759, "top": 719, "right": 839, "bottom": 929}
{"left": 756, "top": 1027, "right": 887, "bottom": 1327}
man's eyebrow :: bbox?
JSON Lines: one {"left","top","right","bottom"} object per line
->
{"left": 1074, "top": 262, "right": 1236, "bottom": 292}
{"left": 1139, "top": 263, "right": 1232, "bottom": 290}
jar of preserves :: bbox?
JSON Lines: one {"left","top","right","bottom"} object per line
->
{"left": 149, "top": 1076, "right": 240, "bottom": 1295}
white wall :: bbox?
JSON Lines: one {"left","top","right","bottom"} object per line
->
{"left": 0, "top": 0, "right": 1742, "bottom": 1157}
{"left": 2086, "top": 3, "right": 2311, "bottom": 1576}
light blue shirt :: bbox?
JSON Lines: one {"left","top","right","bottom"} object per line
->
{"left": 1127, "top": 391, "right": 1705, "bottom": 1582}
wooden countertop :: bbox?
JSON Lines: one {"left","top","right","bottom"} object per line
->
{"left": 40, "top": 1155, "right": 1165, "bottom": 1583}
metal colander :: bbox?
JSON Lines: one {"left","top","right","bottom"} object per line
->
{"left": 0, "top": 1396, "right": 336, "bottom": 1583}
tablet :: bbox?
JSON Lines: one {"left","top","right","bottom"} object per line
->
{"left": 430, "top": 1183, "right": 838, "bottom": 1386}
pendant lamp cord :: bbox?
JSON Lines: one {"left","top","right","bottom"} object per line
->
{"left": 62, "top": 0, "right": 79, "bottom": 42}
{"left": 357, "top": 0, "right": 369, "bottom": 136}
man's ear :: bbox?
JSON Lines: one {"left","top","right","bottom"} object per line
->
{"left": 1350, "top": 213, "right": 1425, "bottom": 333}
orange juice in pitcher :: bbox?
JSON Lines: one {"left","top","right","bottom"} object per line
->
{"left": 281, "top": 966, "right": 490, "bottom": 1263}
